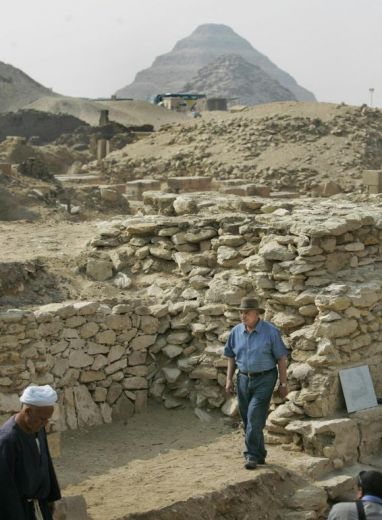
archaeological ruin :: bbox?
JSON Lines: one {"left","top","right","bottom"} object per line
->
{"left": 1, "top": 100, "right": 382, "bottom": 520}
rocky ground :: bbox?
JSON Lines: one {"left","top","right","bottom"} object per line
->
{"left": 97, "top": 101, "right": 382, "bottom": 194}
{"left": 2, "top": 99, "right": 382, "bottom": 520}
{"left": 55, "top": 403, "right": 371, "bottom": 520}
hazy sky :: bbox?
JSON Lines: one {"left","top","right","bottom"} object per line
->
{"left": 1, "top": 0, "right": 381, "bottom": 106}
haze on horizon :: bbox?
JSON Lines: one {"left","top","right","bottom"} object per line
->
{"left": 1, "top": 0, "right": 381, "bottom": 107}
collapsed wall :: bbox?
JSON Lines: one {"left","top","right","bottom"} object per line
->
{"left": 1, "top": 196, "right": 382, "bottom": 469}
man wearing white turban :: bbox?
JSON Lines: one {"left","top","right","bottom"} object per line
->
{"left": 0, "top": 385, "right": 61, "bottom": 519}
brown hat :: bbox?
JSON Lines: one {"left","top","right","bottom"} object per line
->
{"left": 233, "top": 297, "right": 265, "bottom": 314}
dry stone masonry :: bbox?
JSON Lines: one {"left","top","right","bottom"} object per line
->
{"left": 1, "top": 196, "right": 382, "bottom": 471}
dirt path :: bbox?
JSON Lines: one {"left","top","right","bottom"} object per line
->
{"left": 55, "top": 404, "right": 323, "bottom": 520}
{"left": 0, "top": 220, "right": 98, "bottom": 262}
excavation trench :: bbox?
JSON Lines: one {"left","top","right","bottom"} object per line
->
{"left": 57, "top": 405, "right": 328, "bottom": 520}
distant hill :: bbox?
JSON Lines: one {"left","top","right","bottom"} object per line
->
{"left": 116, "top": 24, "right": 315, "bottom": 102}
{"left": 0, "top": 61, "right": 56, "bottom": 113}
{"left": 183, "top": 54, "right": 296, "bottom": 106}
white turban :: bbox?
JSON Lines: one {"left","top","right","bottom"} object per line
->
{"left": 20, "top": 385, "right": 58, "bottom": 407}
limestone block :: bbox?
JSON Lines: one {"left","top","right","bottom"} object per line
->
{"left": 259, "top": 239, "right": 294, "bottom": 261}
{"left": 125, "top": 365, "right": 148, "bottom": 377}
{"left": 108, "top": 345, "right": 125, "bottom": 364}
{"left": 62, "top": 328, "right": 79, "bottom": 340}
{"left": 162, "top": 345, "right": 183, "bottom": 358}
{"left": 80, "top": 371, "right": 105, "bottom": 383}
{"left": 53, "top": 359, "right": 69, "bottom": 377}
{"left": 348, "top": 283, "right": 380, "bottom": 308}
{"left": 96, "top": 330, "right": 116, "bottom": 345}
{"left": 173, "top": 196, "right": 197, "bottom": 215}
{"left": 104, "top": 314, "right": 132, "bottom": 331}
{"left": 317, "top": 319, "right": 358, "bottom": 338}
{"left": 221, "top": 397, "right": 239, "bottom": 417}
{"left": 53, "top": 495, "right": 88, "bottom": 520}
{"left": 63, "top": 388, "right": 77, "bottom": 430}
{"left": 65, "top": 316, "right": 86, "bottom": 328}
{"left": 68, "top": 351, "right": 93, "bottom": 369}
{"left": 286, "top": 418, "right": 360, "bottom": 462}
{"left": 288, "top": 485, "right": 327, "bottom": 513}
{"left": 166, "top": 331, "right": 192, "bottom": 344}
{"left": 316, "top": 474, "right": 355, "bottom": 500}
{"left": 149, "top": 380, "right": 165, "bottom": 399}
{"left": 123, "top": 377, "right": 148, "bottom": 390}
{"left": 73, "top": 386, "right": 102, "bottom": 428}
{"left": 315, "top": 293, "right": 351, "bottom": 312}
{"left": 94, "top": 387, "right": 107, "bottom": 402}
{"left": 162, "top": 367, "right": 182, "bottom": 383}
{"left": 114, "top": 273, "right": 132, "bottom": 289}
{"left": 38, "top": 321, "right": 63, "bottom": 337}
{"left": 128, "top": 351, "right": 147, "bottom": 366}
{"left": 171, "top": 312, "right": 198, "bottom": 329}
{"left": 217, "top": 246, "right": 240, "bottom": 267}
{"left": 184, "top": 228, "right": 217, "bottom": 243}
{"left": 134, "top": 390, "right": 148, "bottom": 413}
{"left": 299, "top": 305, "right": 318, "bottom": 317}
{"left": 112, "top": 393, "right": 135, "bottom": 422}
{"left": 73, "top": 302, "right": 100, "bottom": 315}
{"left": 78, "top": 322, "right": 99, "bottom": 339}
{"left": 86, "top": 259, "right": 113, "bottom": 281}
{"left": 353, "top": 407, "right": 382, "bottom": 459}
{"left": 105, "top": 358, "right": 127, "bottom": 375}
{"left": 164, "top": 396, "right": 183, "bottom": 409}
{"left": 87, "top": 342, "right": 109, "bottom": 355}
{"left": 140, "top": 315, "right": 160, "bottom": 334}
{"left": 107, "top": 382, "right": 123, "bottom": 404}
{"left": 177, "top": 356, "right": 201, "bottom": 372}
{"left": 189, "top": 366, "right": 218, "bottom": 380}
{"left": 47, "top": 432, "right": 61, "bottom": 459}
{"left": 199, "top": 304, "right": 226, "bottom": 316}
{"left": 173, "top": 252, "right": 193, "bottom": 274}
{"left": 272, "top": 312, "right": 305, "bottom": 329}
{"left": 61, "top": 369, "right": 80, "bottom": 387}
{"left": 0, "top": 392, "right": 20, "bottom": 413}
{"left": 130, "top": 334, "right": 157, "bottom": 351}
{"left": 100, "top": 403, "right": 112, "bottom": 423}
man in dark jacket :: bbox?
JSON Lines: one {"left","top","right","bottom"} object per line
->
{"left": 0, "top": 384, "right": 61, "bottom": 519}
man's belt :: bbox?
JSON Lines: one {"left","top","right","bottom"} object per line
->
{"left": 239, "top": 367, "right": 276, "bottom": 377}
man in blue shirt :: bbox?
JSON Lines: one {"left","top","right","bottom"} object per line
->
{"left": 224, "top": 297, "right": 288, "bottom": 469}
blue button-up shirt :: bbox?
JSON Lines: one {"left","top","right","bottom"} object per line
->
{"left": 224, "top": 319, "right": 288, "bottom": 372}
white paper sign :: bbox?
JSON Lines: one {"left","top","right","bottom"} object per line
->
{"left": 339, "top": 365, "right": 378, "bottom": 413}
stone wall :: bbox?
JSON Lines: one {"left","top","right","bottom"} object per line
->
{"left": 83, "top": 198, "right": 382, "bottom": 465}
{"left": 2, "top": 198, "right": 382, "bottom": 467}
{"left": 0, "top": 301, "right": 161, "bottom": 428}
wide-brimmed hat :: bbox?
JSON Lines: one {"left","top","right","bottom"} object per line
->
{"left": 233, "top": 297, "right": 265, "bottom": 314}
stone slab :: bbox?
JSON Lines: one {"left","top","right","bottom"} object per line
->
{"left": 339, "top": 365, "right": 378, "bottom": 413}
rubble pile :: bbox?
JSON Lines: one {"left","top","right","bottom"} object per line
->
{"left": 100, "top": 103, "right": 382, "bottom": 194}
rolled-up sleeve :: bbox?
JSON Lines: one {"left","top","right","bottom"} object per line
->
{"left": 271, "top": 329, "right": 288, "bottom": 360}
{"left": 224, "top": 331, "right": 236, "bottom": 358}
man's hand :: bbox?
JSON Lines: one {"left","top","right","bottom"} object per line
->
{"left": 278, "top": 384, "right": 288, "bottom": 400}
{"left": 225, "top": 378, "right": 234, "bottom": 394}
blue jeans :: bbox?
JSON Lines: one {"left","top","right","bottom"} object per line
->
{"left": 236, "top": 368, "right": 278, "bottom": 461}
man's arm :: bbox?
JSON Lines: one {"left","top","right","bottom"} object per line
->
{"left": 225, "top": 357, "right": 236, "bottom": 394}
{"left": 277, "top": 356, "right": 288, "bottom": 400}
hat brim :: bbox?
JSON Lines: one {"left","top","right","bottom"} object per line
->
{"left": 231, "top": 307, "right": 265, "bottom": 313}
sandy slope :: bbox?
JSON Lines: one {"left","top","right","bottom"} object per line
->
{"left": 25, "top": 96, "right": 188, "bottom": 128}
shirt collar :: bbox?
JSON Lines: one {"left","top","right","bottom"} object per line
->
{"left": 241, "top": 319, "right": 263, "bottom": 334}
{"left": 362, "top": 495, "right": 382, "bottom": 505}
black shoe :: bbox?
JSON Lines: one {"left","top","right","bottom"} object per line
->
{"left": 257, "top": 459, "right": 266, "bottom": 465}
{"left": 244, "top": 457, "right": 257, "bottom": 470}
